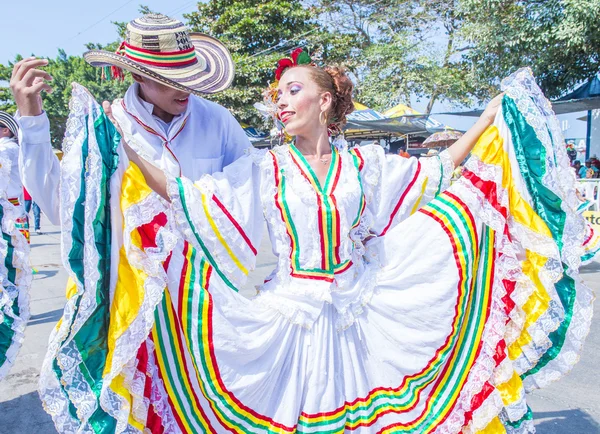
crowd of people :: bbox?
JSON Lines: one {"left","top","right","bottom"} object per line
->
{"left": 0, "top": 12, "right": 598, "bottom": 434}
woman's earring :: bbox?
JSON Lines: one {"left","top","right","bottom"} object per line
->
{"left": 319, "top": 111, "right": 328, "bottom": 126}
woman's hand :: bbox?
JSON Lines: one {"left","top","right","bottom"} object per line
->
{"left": 446, "top": 93, "right": 505, "bottom": 167}
{"left": 479, "top": 93, "right": 505, "bottom": 126}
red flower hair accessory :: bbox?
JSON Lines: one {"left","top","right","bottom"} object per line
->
{"left": 274, "top": 48, "right": 314, "bottom": 80}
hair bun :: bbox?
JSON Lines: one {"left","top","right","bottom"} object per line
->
{"left": 324, "top": 66, "right": 354, "bottom": 127}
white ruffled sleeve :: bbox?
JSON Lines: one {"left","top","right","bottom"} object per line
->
{"left": 167, "top": 150, "right": 265, "bottom": 289}
{"left": 355, "top": 144, "right": 454, "bottom": 236}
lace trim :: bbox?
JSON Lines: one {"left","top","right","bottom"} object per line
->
{"left": 0, "top": 195, "right": 31, "bottom": 380}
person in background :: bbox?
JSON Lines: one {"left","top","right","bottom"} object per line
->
{"left": 398, "top": 147, "right": 410, "bottom": 158}
{"left": 566, "top": 141, "right": 577, "bottom": 162}
{"left": 23, "top": 187, "right": 41, "bottom": 235}
{"left": 573, "top": 160, "right": 582, "bottom": 178}
{"left": 580, "top": 159, "right": 597, "bottom": 179}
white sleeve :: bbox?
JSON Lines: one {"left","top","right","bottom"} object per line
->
{"left": 167, "top": 153, "right": 264, "bottom": 289}
{"left": 16, "top": 112, "right": 61, "bottom": 224}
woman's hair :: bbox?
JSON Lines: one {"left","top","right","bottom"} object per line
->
{"left": 299, "top": 65, "right": 355, "bottom": 127}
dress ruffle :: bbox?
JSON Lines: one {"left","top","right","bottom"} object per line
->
{"left": 39, "top": 70, "right": 596, "bottom": 434}
{"left": 0, "top": 155, "right": 32, "bottom": 381}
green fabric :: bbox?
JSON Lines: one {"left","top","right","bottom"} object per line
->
{"left": 506, "top": 406, "right": 533, "bottom": 428}
{"left": 502, "top": 97, "right": 577, "bottom": 379}
{"left": 54, "top": 110, "right": 120, "bottom": 432}
{"left": 502, "top": 97, "right": 566, "bottom": 250}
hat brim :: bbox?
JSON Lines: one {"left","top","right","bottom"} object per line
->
{"left": 0, "top": 111, "right": 19, "bottom": 138}
{"left": 84, "top": 33, "right": 235, "bottom": 95}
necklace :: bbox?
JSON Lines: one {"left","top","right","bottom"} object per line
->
{"left": 319, "top": 158, "right": 330, "bottom": 165}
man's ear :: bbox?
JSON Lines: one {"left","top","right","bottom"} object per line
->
{"left": 131, "top": 73, "right": 144, "bottom": 84}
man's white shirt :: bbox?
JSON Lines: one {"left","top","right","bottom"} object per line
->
{"left": 17, "top": 83, "right": 251, "bottom": 224}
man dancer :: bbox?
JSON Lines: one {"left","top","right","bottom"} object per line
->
{"left": 12, "top": 13, "right": 250, "bottom": 223}
{"left": 11, "top": 14, "right": 254, "bottom": 432}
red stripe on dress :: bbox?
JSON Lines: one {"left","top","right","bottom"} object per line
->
{"left": 494, "top": 339, "right": 507, "bottom": 366}
{"left": 463, "top": 381, "right": 495, "bottom": 426}
{"left": 212, "top": 195, "right": 257, "bottom": 255}
{"left": 304, "top": 208, "right": 470, "bottom": 425}
{"left": 462, "top": 170, "right": 507, "bottom": 218}
{"left": 371, "top": 211, "right": 494, "bottom": 433}
{"left": 138, "top": 212, "right": 168, "bottom": 249}
{"left": 150, "top": 333, "right": 187, "bottom": 433}
{"left": 445, "top": 191, "right": 480, "bottom": 256}
{"left": 583, "top": 226, "right": 594, "bottom": 246}
{"left": 378, "top": 161, "right": 422, "bottom": 236}
{"left": 330, "top": 194, "right": 342, "bottom": 264}
{"left": 351, "top": 148, "right": 365, "bottom": 171}
{"left": 170, "top": 285, "right": 218, "bottom": 433}
{"left": 502, "top": 279, "right": 516, "bottom": 318}
{"left": 330, "top": 156, "right": 343, "bottom": 264}
{"left": 204, "top": 288, "right": 297, "bottom": 432}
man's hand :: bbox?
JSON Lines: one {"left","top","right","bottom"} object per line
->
{"left": 10, "top": 57, "right": 53, "bottom": 117}
{"left": 102, "top": 100, "right": 124, "bottom": 136}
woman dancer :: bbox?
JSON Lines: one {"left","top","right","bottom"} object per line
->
{"left": 41, "top": 52, "right": 596, "bottom": 433}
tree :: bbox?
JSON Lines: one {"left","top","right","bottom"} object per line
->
{"left": 185, "top": 0, "right": 356, "bottom": 127}
{"left": 459, "top": 0, "right": 600, "bottom": 99}
{"left": 0, "top": 47, "right": 131, "bottom": 148}
{"left": 315, "top": 0, "right": 493, "bottom": 113}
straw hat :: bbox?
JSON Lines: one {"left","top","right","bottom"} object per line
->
{"left": 0, "top": 111, "right": 19, "bottom": 138}
{"left": 420, "top": 149, "right": 439, "bottom": 157}
{"left": 84, "top": 14, "right": 235, "bottom": 95}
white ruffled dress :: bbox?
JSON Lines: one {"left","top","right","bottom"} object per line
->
{"left": 39, "top": 69, "right": 596, "bottom": 434}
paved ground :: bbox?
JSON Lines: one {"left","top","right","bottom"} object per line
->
{"left": 0, "top": 216, "right": 599, "bottom": 433}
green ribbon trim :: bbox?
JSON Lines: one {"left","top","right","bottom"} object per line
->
{"left": 54, "top": 109, "right": 120, "bottom": 431}
{"left": 502, "top": 96, "right": 577, "bottom": 379}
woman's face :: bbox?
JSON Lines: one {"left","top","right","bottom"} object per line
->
{"left": 276, "top": 67, "right": 331, "bottom": 137}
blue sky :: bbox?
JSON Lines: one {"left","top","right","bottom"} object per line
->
{"left": 1, "top": 1, "right": 195, "bottom": 63}
{"left": 2, "top": 1, "right": 588, "bottom": 136}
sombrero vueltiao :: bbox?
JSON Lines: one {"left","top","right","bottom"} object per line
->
{"left": 84, "top": 14, "right": 235, "bottom": 95}
{"left": 0, "top": 111, "right": 19, "bottom": 138}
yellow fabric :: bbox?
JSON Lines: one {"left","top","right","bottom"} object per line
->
{"left": 508, "top": 250, "right": 551, "bottom": 360}
{"left": 476, "top": 416, "right": 506, "bottom": 433}
{"left": 120, "top": 163, "right": 154, "bottom": 212}
{"left": 199, "top": 188, "right": 249, "bottom": 275}
{"left": 473, "top": 127, "right": 553, "bottom": 361}
{"left": 496, "top": 371, "right": 525, "bottom": 407}
{"left": 65, "top": 277, "right": 78, "bottom": 299}
{"left": 410, "top": 177, "right": 428, "bottom": 216}
{"left": 110, "top": 374, "right": 145, "bottom": 431}
{"left": 103, "top": 163, "right": 153, "bottom": 377}
{"left": 472, "top": 127, "right": 552, "bottom": 238}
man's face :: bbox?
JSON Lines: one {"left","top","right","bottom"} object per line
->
{"left": 133, "top": 74, "right": 191, "bottom": 118}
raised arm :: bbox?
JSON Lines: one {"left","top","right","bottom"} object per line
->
{"left": 446, "top": 93, "right": 504, "bottom": 167}
{"left": 11, "top": 58, "right": 61, "bottom": 224}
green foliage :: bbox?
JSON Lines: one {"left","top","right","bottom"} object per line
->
{"left": 1, "top": 0, "right": 598, "bottom": 141}
{"left": 460, "top": 0, "right": 600, "bottom": 98}
{"left": 184, "top": 0, "right": 356, "bottom": 126}
{"left": 0, "top": 48, "right": 131, "bottom": 148}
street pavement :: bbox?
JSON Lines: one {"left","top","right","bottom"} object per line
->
{"left": 0, "top": 216, "right": 599, "bottom": 433}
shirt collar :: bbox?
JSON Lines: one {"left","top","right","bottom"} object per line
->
{"left": 133, "top": 83, "right": 184, "bottom": 134}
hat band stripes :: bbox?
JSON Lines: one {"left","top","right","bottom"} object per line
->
{"left": 123, "top": 43, "right": 198, "bottom": 68}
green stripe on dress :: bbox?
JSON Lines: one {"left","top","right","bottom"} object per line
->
{"left": 502, "top": 96, "right": 578, "bottom": 380}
